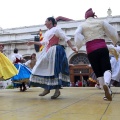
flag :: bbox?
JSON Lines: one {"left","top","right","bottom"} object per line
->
{"left": 39, "top": 29, "right": 44, "bottom": 51}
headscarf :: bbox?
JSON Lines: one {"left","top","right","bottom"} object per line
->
{"left": 85, "top": 8, "right": 97, "bottom": 19}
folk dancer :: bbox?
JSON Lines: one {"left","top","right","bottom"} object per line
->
{"left": 74, "top": 8, "right": 119, "bottom": 101}
{"left": 11, "top": 48, "right": 31, "bottom": 91}
{"left": 108, "top": 45, "right": 120, "bottom": 87}
{"left": 27, "top": 17, "right": 77, "bottom": 99}
{"left": 0, "top": 44, "right": 18, "bottom": 80}
{"left": 24, "top": 53, "right": 37, "bottom": 87}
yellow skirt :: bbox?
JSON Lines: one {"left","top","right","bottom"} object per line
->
{"left": 0, "top": 52, "right": 18, "bottom": 80}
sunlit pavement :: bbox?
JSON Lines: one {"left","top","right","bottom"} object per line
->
{"left": 0, "top": 87, "right": 120, "bottom": 120}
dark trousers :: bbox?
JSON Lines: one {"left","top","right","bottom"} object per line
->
{"left": 87, "top": 48, "right": 111, "bottom": 78}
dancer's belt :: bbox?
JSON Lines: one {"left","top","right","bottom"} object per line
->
{"left": 86, "top": 39, "right": 107, "bottom": 54}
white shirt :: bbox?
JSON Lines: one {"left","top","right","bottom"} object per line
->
{"left": 11, "top": 53, "right": 23, "bottom": 63}
{"left": 74, "top": 17, "right": 119, "bottom": 50}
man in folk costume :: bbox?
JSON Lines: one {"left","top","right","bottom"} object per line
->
{"left": 95, "top": 45, "right": 120, "bottom": 89}
{"left": 27, "top": 17, "right": 77, "bottom": 99}
{"left": 74, "top": 8, "right": 119, "bottom": 101}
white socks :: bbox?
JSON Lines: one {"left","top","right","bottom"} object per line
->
{"left": 104, "top": 70, "right": 112, "bottom": 85}
{"left": 97, "top": 77, "right": 104, "bottom": 89}
{"left": 97, "top": 70, "right": 112, "bottom": 88}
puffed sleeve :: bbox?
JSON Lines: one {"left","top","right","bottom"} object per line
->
{"left": 74, "top": 25, "right": 84, "bottom": 50}
{"left": 103, "top": 21, "right": 119, "bottom": 45}
{"left": 40, "top": 38, "right": 48, "bottom": 45}
{"left": 55, "top": 27, "right": 71, "bottom": 42}
{"left": 39, "top": 38, "right": 46, "bottom": 45}
{"left": 24, "top": 60, "right": 31, "bottom": 66}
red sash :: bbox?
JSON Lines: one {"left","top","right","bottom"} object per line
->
{"left": 46, "top": 35, "right": 59, "bottom": 51}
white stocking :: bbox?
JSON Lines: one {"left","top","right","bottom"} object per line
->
{"left": 97, "top": 77, "right": 104, "bottom": 89}
{"left": 104, "top": 70, "right": 112, "bottom": 85}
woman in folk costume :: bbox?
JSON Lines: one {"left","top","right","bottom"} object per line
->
{"left": 27, "top": 17, "right": 77, "bottom": 99}
{"left": 74, "top": 8, "right": 119, "bottom": 101}
{"left": 24, "top": 53, "right": 36, "bottom": 88}
{"left": 11, "top": 48, "right": 31, "bottom": 92}
{"left": 0, "top": 44, "right": 18, "bottom": 80}
{"left": 24, "top": 53, "right": 37, "bottom": 69}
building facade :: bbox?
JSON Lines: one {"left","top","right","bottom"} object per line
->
{"left": 0, "top": 15, "right": 120, "bottom": 84}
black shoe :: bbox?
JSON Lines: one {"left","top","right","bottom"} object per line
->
{"left": 39, "top": 90, "right": 50, "bottom": 96}
{"left": 51, "top": 91, "right": 60, "bottom": 99}
{"left": 103, "top": 84, "right": 112, "bottom": 101}
{"left": 103, "top": 91, "right": 112, "bottom": 101}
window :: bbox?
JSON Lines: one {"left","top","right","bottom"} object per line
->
{"left": 69, "top": 53, "right": 90, "bottom": 65}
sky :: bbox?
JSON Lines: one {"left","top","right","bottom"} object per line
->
{"left": 0, "top": 0, "right": 119, "bottom": 29}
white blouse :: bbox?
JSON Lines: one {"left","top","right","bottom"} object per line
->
{"left": 24, "top": 60, "right": 31, "bottom": 66}
{"left": 40, "top": 27, "right": 71, "bottom": 46}
{"left": 11, "top": 53, "right": 23, "bottom": 63}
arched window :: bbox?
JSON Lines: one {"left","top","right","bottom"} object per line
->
{"left": 69, "top": 53, "right": 90, "bottom": 65}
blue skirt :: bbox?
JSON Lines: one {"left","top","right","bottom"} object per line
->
{"left": 11, "top": 63, "right": 31, "bottom": 83}
{"left": 30, "top": 45, "right": 70, "bottom": 90}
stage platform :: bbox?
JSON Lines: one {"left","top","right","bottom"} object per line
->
{"left": 0, "top": 87, "right": 120, "bottom": 120}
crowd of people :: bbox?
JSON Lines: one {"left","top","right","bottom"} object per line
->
{"left": 0, "top": 8, "right": 119, "bottom": 101}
